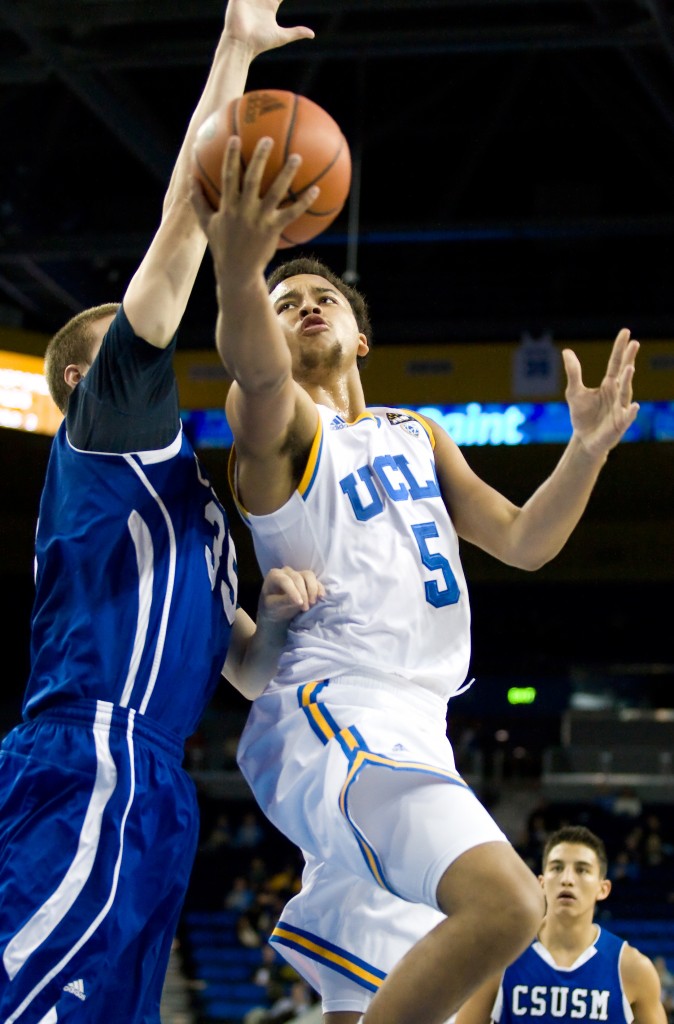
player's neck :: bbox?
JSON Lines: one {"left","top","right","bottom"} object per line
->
{"left": 305, "top": 376, "right": 367, "bottom": 422}
{"left": 538, "top": 917, "right": 599, "bottom": 966}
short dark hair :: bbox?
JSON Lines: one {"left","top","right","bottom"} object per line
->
{"left": 266, "top": 255, "right": 372, "bottom": 369}
{"left": 542, "top": 826, "right": 608, "bottom": 878}
{"left": 45, "top": 302, "right": 120, "bottom": 413}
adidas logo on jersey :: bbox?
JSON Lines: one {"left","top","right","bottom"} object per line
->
{"left": 63, "top": 979, "right": 86, "bottom": 1001}
{"left": 330, "top": 414, "right": 347, "bottom": 430}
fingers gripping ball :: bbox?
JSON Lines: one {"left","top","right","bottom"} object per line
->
{"left": 193, "top": 89, "right": 351, "bottom": 248}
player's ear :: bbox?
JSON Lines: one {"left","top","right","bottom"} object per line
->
{"left": 357, "top": 333, "right": 369, "bottom": 358}
{"left": 596, "top": 878, "right": 612, "bottom": 902}
{"left": 64, "top": 364, "right": 85, "bottom": 390}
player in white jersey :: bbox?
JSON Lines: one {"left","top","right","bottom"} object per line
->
{"left": 234, "top": 402, "right": 471, "bottom": 697}
{"left": 193, "top": 140, "right": 641, "bottom": 1024}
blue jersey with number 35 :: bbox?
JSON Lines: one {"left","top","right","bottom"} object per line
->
{"left": 24, "top": 308, "right": 237, "bottom": 740}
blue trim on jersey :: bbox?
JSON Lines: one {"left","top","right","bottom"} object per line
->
{"left": 298, "top": 418, "right": 324, "bottom": 502}
{"left": 296, "top": 679, "right": 468, "bottom": 896}
{"left": 349, "top": 726, "right": 369, "bottom": 751}
{"left": 339, "top": 750, "right": 468, "bottom": 896}
{"left": 298, "top": 680, "right": 342, "bottom": 745}
{"left": 270, "top": 922, "right": 386, "bottom": 993}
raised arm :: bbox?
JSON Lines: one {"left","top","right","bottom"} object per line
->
{"left": 434, "top": 328, "right": 639, "bottom": 570}
{"left": 193, "top": 135, "right": 320, "bottom": 513}
{"left": 223, "top": 567, "right": 324, "bottom": 698}
{"left": 123, "top": 0, "right": 314, "bottom": 348}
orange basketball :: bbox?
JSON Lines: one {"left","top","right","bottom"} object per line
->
{"left": 193, "top": 89, "right": 351, "bottom": 249}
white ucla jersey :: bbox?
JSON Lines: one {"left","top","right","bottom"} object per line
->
{"left": 233, "top": 404, "right": 471, "bottom": 700}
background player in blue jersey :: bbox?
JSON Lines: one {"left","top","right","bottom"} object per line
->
{"left": 191, "top": 144, "right": 640, "bottom": 1024}
{"left": 455, "top": 826, "right": 667, "bottom": 1024}
{"left": 0, "top": 4, "right": 320, "bottom": 1024}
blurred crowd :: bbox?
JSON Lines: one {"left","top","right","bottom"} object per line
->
{"left": 180, "top": 781, "right": 674, "bottom": 1023}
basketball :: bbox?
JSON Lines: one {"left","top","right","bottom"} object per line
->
{"left": 193, "top": 89, "right": 351, "bottom": 248}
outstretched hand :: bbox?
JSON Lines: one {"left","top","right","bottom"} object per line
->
{"left": 224, "top": 0, "right": 315, "bottom": 59}
{"left": 259, "top": 567, "right": 325, "bottom": 623}
{"left": 562, "top": 328, "right": 640, "bottom": 458}
{"left": 191, "top": 135, "right": 319, "bottom": 274}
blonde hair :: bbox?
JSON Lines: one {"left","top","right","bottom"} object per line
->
{"left": 45, "top": 302, "right": 120, "bottom": 413}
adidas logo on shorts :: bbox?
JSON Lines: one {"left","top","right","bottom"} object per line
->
{"left": 63, "top": 979, "right": 86, "bottom": 1001}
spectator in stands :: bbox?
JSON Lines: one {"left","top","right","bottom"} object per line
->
{"left": 643, "top": 813, "right": 674, "bottom": 862}
{"left": 235, "top": 810, "right": 266, "bottom": 848}
{"left": 455, "top": 825, "right": 667, "bottom": 1024}
{"left": 266, "top": 861, "right": 302, "bottom": 900}
{"left": 221, "top": 733, "right": 241, "bottom": 769}
{"left": 225, "top": 875, "right": 256, "bottom": 913}
{"left": 609, "top": 848, "right": 641, "bottom": 883}
{"left": 237, "top": 882, "right": 286, "bottom": 948}
{"left": 610, "top": 785, "right": 643, "bottom": 819}
{"left": 644, "top": 832, "right": 666, "bottom": 869}
{"left": 625, "top": 824, "right": 646, "bottom": 856}
{"left": 248, "top": 855, "right": 270, "bottom": 888}
{"left": 244, "top": 979, "right": 317, "bottom": 1023}
{"left": 251, "top": 943, "right": 291, "bottom": 1006}
{"left": 204, "top": 811, "right": 235, "bottom": 851}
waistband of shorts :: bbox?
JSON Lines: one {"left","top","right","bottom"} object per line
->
{"left": 31, "top": 699, "right": 184, "bottom": 762}
{"left": 310, "top": 672, "right": 450, "bottom": 719}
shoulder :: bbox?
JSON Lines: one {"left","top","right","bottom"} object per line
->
{"left": 368, "top": 407, "right": 441, "bottom": 447}
{"left": 620, "top": 941, "right": 659, "bottom": 978}
{"left": 112, "top": 303, "right": 177, "bottom": 359}
{"left": 620, "top": 942, "right": 663, "bottom": 1003}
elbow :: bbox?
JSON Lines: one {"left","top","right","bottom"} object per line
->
{"left": 222, "top": 669, "right": 267, "bottom": 703}
{"left": 237, "top": 677, "right": 269, "bottom": 702}
{"left": 509, "top": 547, "right": 559, "bottom": 572}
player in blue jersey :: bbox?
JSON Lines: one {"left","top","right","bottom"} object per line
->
{"left": 191, "top": 142, "right": 640, "bottom": 1024}
{"left": 455, "top": 826, "right": 667, "bottom": 1024}
{"left": 0, "top": 4, "right": 319, "bottom": 1023}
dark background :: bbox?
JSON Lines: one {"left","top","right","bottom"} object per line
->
{"left": 1, "top": 0, "right": 673, "bottom": 737}
{"left": 2, "top": 0, "right": 674, "bottom": 344}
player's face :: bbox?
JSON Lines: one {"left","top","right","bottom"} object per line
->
{"left": 540, "top": 842, "right": 611, "bottom": 916}
{"left": 269, "top": 274, "right": 368, "bottom": 377}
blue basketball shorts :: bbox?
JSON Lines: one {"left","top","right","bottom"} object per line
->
{"left": 0, "top": 699, "right": 199, "bottom": 1023}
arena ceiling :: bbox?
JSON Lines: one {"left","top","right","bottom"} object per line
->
{"left": 1, "top": 0, "right": 674, "bottom": 349}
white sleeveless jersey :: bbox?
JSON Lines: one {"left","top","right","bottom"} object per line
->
{"left": 232, "top": 405, "right": 471, "bottom": 700}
